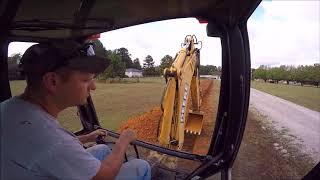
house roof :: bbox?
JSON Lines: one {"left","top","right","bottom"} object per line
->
{"left": 126, "top": 68, "right": 143, "bottom": 73}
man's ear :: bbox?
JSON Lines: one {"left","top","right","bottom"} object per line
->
{"left": 42, "top": 72, "right": 59, "bottom": 94}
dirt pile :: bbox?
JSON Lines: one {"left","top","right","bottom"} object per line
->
{"left": 118, "top": 107, "right": 161, "bottom": 144}
{"left": 118, "top": 79, "right": 216, "bottom": 150}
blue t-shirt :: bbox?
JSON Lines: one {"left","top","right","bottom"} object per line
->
{"left": 0, "top": 97, "right": 101, "bottom": 180}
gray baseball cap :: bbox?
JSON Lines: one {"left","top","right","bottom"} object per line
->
{"left": 19, "top": 40, "right": 109, "bottom": 75}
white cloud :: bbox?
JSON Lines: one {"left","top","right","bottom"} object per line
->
{"left": 248, "top": 1, "right": 319, "bottom": 68}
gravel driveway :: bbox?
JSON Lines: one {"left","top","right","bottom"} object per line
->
{"left": 250, "top": 88, "right": 320, "bottom": 162}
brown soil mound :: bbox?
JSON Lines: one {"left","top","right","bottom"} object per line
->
{"left": 118, "top": 107, "right": 161, "bottom": 144}
{"left": 118, "top": 79, "right": 215, "bottom": 148}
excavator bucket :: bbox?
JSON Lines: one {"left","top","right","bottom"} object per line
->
{"left": 185, "top": 110, "right": 204, "bottom": 135}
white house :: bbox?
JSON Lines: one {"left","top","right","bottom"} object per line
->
{"left": 200, "top": 75, "right": 221, "bottom": 80}
{"left": 125, "top": 68, "right": 143, "bottom": 77}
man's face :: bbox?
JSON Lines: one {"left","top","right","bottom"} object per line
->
{"left": 55, "top": 70, "right": 96, "bottom": 107}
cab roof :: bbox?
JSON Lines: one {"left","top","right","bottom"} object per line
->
{"left": 1, "top": 0, "right": 261, "bottom": 42}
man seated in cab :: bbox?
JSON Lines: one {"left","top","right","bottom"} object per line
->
{"left": 0, "top": 40, "right": 151, "bottom": 180}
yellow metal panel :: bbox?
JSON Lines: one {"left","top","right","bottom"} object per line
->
{"left": 158, "top": 78, "right": 176, "bottom": 146}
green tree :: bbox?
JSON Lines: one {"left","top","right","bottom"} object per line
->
{"left": 212, "top": 65, "right": 220, "bottom": 76}
{"left": 253, "top": 65, "right": 268, "bottom": 82}
{"left": 304, "top": 65, "right": 314, "bottom": 83}
{"left": 104, "top": 52, "right": 126, "bottom": 78}
{"left": 8, "top": 53, "right": 22, "bottom": 64}
{"left": 89, "top": 39, "right": 111, "bottom": 78}
{"left": 132, "top": 58, "right": 142, "bottom": 70}
{"left": 312, "top": 63, "right": 320, "bottom": 87}
{"left": 278, "top": 65, "right": 288, "bottom": 83}
{"left": 154, "top": 65, "right": 161, "bottom": 76}
{"left": 91, "top": 39, "right": 108, "bottom": 58}
{"left": 217, "top": 66, "right": 222, "bottom": 72}
{"left": 159, "top": 55, "right": 174, "bottom": 75}
{"left": 208, "top": 65, "right": 218, "bottom": 75}
{"left": 295, "top": 65, "right": 308, "bottom": 86}
{"left": 115, "top": 48, "right": 133, "bottom": 68}
{"left": 268, "top": 67, "right": 283, "bottom": 83}
{"left": 199, "top": 65, "right": 218, "bottom": 75}
{"left": 285, "top": 65, "right": 295, "bottom": 84}
{"left": 143, "top": 55, "right": 156, "bottom": 76}
{"left": 292, "top": 64, "right": 320, "bottom": 86}
{"left": 252, "top": 64, "right": 319, "bottom": 87}
{"left": 199, "top": 65, "right": 206, "bottom": 75}
{"left": 101, "top": 50, "right": 125, "bottom": 78}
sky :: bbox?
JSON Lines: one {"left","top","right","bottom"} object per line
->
{"left": 8, "top": 1, "right": 319, "bottom": 68}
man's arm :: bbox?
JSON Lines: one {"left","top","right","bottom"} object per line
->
{"left": 77, "top": 129, "right": 107, "bottom": 144}
{"left": 92, "top": 129, "right": 136, "bottom": 180}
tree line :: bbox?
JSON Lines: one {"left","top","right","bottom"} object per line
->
{"left": 92, "top": 40, "right": 221, "bottom": 78}
{"left": 93, "top": 39, "right": 174, "bottom": 77}
{"left": 252, "top": 64, "right": 320, "bottom": 87}
{"left": 7, "top": 39, "right": 221, "bottom": 79}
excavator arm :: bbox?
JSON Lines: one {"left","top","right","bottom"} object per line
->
{"left": 158, "top": 35, "right": 204, "bottom": 150}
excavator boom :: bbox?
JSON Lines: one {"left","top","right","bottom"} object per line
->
{"left": 158, "top": 35, "right": 204, "bottom": 150}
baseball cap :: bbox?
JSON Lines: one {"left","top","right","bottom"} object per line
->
{"left": 19, "top": 40, "right": 109, "bottom": 76}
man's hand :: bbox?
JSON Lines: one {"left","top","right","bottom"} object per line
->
{"left": 118, "top": 129, "right": 136, "bottom": 145}
{"left": 87, "top": 129, "right": 107, "bottom": 142}
{"left": 92, "top": 129, "right": 137, "bottom": 180}
{"left": 78, "top": 129, "right": 107, "bottom": 144}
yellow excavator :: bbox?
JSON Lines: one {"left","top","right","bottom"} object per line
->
{"left": 158, "top": 35, "right": 204, "bottom": 151}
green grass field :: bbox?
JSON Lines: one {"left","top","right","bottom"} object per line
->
{"left": 91, "top": 78, "right": 165, "bottom": 131}
{"left": 11, "top": 79, "right": 319, "bottom": 132}
{"left": 251, "top": 81, "right": 320, "bottom": 112}
{"left": 10, "top": 77, "right": 165, "bottom": 132}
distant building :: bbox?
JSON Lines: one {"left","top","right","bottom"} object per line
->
{"left": 200, "top": 75, "right": 221, "bottom": 80}
{"left": 125, "top": 68, "right": 143, "bottom": 78}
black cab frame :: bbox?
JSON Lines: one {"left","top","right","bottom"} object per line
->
{"left": 0, "top": 0, "right": 276, "bottom": 179}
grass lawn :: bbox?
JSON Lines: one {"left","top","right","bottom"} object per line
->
{"left": 251, "top": 81, "right": 320, "bottom": 112}
{"left": 91, "top": 77, "right": 165, "bottom": 131}
{"left": 9, "top": 77, "right": 166, "bottom": 132}
{"left": 9, "top": 80, "right": 27, "bottom": 96}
